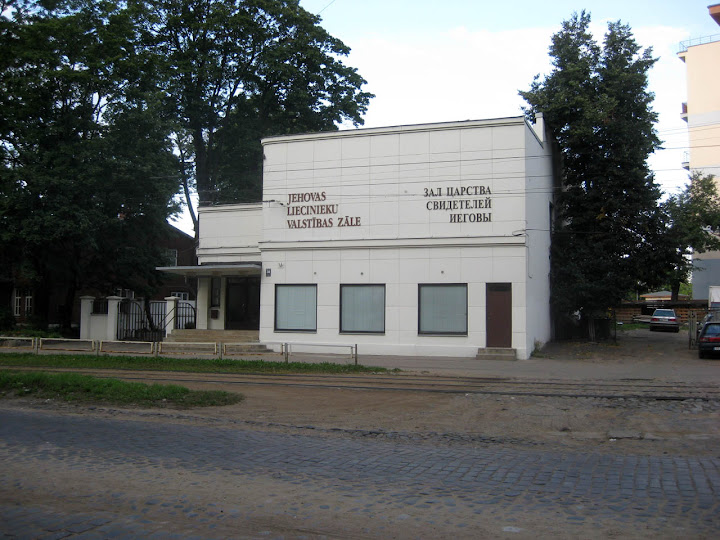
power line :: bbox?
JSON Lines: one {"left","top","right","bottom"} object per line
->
{"left": 317, "top": 0, "right": 338, "bottom": 15}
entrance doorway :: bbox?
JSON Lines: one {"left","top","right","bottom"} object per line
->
{"left": 225, "top": 277, "right": 260, "bottom": 330}
{"left": 486, "top": 283, "right": 512, "bottom": 348}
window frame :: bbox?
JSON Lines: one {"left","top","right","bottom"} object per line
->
{"left": 339, "top": 284, "right": 386, "bottom": 334}
{"left": 274, "top": 284, "right": 318, "bottom": 333}
{"left": 210, "top": 277, "right": 221, "bottom": 308}
{"left": 13, "top": 290, "right": 22, "bottom": 317}
{"left": 166, "top": 249, "right": 178, "bottom": 267}
{"left": 417, "top": 283, "right": 468, "bottom": 336}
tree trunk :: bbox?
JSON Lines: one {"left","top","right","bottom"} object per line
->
{"left": 174, "top": 137, "right": 198, "bottom": 240}
{"left": 31, "top": 282, "right": 50, "bottom": 331}
{"left": 193, "top": 128, "right": 211, "bottom": 205}
{"left": 671, "top": 282, "right": 681, "bottom": 302}
{"left": 60, "top": 283, "right": 77, "bottom": 336}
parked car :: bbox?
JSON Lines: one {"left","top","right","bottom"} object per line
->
{"left": 649, "top": 308, "right": 680, "bottom": 332}
{"left": 696, "top": 311, "right": 715, "bottom": 340}
{"left": 698, "top": 322, "right": 720, "bottom": 358}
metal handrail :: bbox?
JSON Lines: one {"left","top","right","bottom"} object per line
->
{"left": 0, "top": 336, "right": 36, "bottom": 351}
{"left": 156, "top": 341, "right": 218, "bottom": 356}
{"left": 281, "top": 342, "right": 358, "bottom": 365}
{"left": 679, "top": 33, "right": 720, "bottom": 53}
{"left": 99, "top": 340, "right": 155, "bottom": 355}
{"left": 38, "top": 337, "right": 96, "bottom": 352}
{"left": 165, "top": 301, "right": 197, "bottom": 333}
{"left": 165, "top": 304, "right": 177, "bottom": 333}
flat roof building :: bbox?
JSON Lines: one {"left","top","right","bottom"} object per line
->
{"left": 164, "top": 115, "right": 558, "bottom": 360}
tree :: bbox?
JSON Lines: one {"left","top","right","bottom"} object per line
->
{"left": 1, "top": 0, "right": 372, "bottom": 329}
{"left": 145, "top": 0, "right": 374, "bottom": 225}
{"left": 0, "top": 1, "right": 180, "bottom": 330}
{"left": 520, "top": 12, "right": 664, "bottom": 320}
{"left": 660, "top": 173, "right": 720, "bottom": 301}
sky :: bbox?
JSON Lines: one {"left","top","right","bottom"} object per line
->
{"left": 173, "top": 0, "right": 720, "bottom": 233}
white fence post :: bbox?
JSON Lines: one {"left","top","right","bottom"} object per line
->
{"left": 105, "top": 296, "right": 123, "bottom": 341}
{"left": 79, "top": 296, "right": 94, "bottom": 340}
{"left": 164, "top": 296, "right": 179, "bottom": 337}
{"left": 196, "top": 277, "right": 210, "bottom": 330}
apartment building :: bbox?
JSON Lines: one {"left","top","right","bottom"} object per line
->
{"left": 679, "top": 4, "right": 720, "bottom": 299}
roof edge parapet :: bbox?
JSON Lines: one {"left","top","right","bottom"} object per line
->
{"left": 262, "top": 115, "right": 528, "bottom": 145}
{"left": 678, "top": 33, "right": 720, "bottom": 53}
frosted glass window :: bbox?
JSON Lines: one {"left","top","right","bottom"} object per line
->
{"left": 418, "top": 284, "right": 467, "bottom": 335}
{"left": 275, "top": 285, "right": 317, "bottom": 332}
{"left": 340, "top": 285, "right": 385, "bottom": 333}
{"left": 210, "top": 278, "right": 221, "bottom": 307}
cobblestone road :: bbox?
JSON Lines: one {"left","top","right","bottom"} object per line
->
{"left": 1, "top": 407, "right": 719, "bottom": 539}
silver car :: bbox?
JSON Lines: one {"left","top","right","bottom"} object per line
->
{"left": 649, "top": 309, "right": 680, "bottom": 333}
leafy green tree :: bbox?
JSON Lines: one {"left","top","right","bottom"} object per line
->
{"left": 0, "top": 1, "right": 179, "bottom": 330}
{"left": 520, "top": 12, "right": 663, "bottom": 320}
{"left": 660, "top": 173, "right": 720, "bottom": 301}
{"left": 145, "top": 0, "right": 374, "bottom": 221}
{"left": 1, "top": 0, "right": 372, "bottom": 329}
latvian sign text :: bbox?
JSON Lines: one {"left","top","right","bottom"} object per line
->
{"left": 286, "top": 192, "right": 360, "bottom": 229}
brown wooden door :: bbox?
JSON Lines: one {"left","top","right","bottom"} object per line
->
{"left": 486, "top": 283, "right": 512, "bottom": 348}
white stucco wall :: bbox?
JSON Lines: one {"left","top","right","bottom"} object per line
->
{"left": 198, "top": 203, "right": 262, "bottom": 264}
{"left": 523, "top": 125, "right": 555, "bottom": 354}
{"left": 257, "top": 117, "right": 555, "bottom": 359}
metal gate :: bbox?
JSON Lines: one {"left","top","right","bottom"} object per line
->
{"left": 116, "top": 299, "right": 197, "bottom": 341}
{"left": 116, "top": 299, "right": 166, "bottom": 342}
{"left": 173, "top": 301, "right": 196, "bottom": 330}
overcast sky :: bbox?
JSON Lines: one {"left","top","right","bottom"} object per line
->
{"left": 174, "top": 0, "right": 720, "bottom": 233}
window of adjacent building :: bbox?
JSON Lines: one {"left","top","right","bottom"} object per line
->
{"left": 210, "top": 277, "right": 221, "bottom": 307}
{"left": 275, "top": 284, "right": 317, "bottom": 332}
{"left": 418, "top": 284, "right": 468, "bottom": 335}
{"left": 171, "top": 291, "right": 190, "bottom": 301}
{"left": 340, "top": 284, "right": 385, "bottom": 334}
{"left": 13, "top": 289, "right": 32, "bottom": 317}
{"left": 165, "top": 249, "right": 178, "bottom": 267}
{"left": 13, "top": 290, "right": 22, "bottom": 317}
{"left": 114, "top": 288, "right": 135, "bottom": 299}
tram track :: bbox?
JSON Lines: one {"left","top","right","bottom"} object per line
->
{"left": 6, "top": 366, "right": 720, "bottom": 402}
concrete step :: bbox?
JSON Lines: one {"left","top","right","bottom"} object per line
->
{"left": 476, "top": 347, "right": 517, "bottom": 361}
{"left": 165, "top": 329, "right": 260, "bottom": 343}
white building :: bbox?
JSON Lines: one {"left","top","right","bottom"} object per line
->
{"left": 164, "top": 115, "right": 558, "bottom": 360}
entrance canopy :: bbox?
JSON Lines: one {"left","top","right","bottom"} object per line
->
{"left": 157, "top": 263, "right": 261, "bottom": 277}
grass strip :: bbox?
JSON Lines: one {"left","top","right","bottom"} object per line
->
{"left": 0, "top": 353, "right": 393, "bottom": 374}
{"left": 616, "top": 323, "right": 650, "bottom": 331}
{"left": 0, "top": 370, "right": 243, "bottom": 408}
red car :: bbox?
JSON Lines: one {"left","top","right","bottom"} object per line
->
{"left": 698, "top": 322, "right": 720, "bottom": 358}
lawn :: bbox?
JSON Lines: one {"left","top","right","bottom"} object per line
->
{"left": 0, "top": 370, "right": 243, "bottom": 408}
{"left": 0, "top": 353, "right": 393, "bottom": 374}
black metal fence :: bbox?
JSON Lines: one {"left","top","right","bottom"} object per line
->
{"left": 116, "top": 299, "right": 165, "bottom": 342}
{"left": 115, "top": 299, "right": 196, "bottom": 342}
{"left": 91, "top": 299, "right": 108, "bottom": 315}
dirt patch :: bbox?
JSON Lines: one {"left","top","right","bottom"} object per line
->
{"left": 3, "top": 329, "right": 719, "bottom": 457}
{"left": 7, "top": 380, "right": 719, "bottom": 458}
